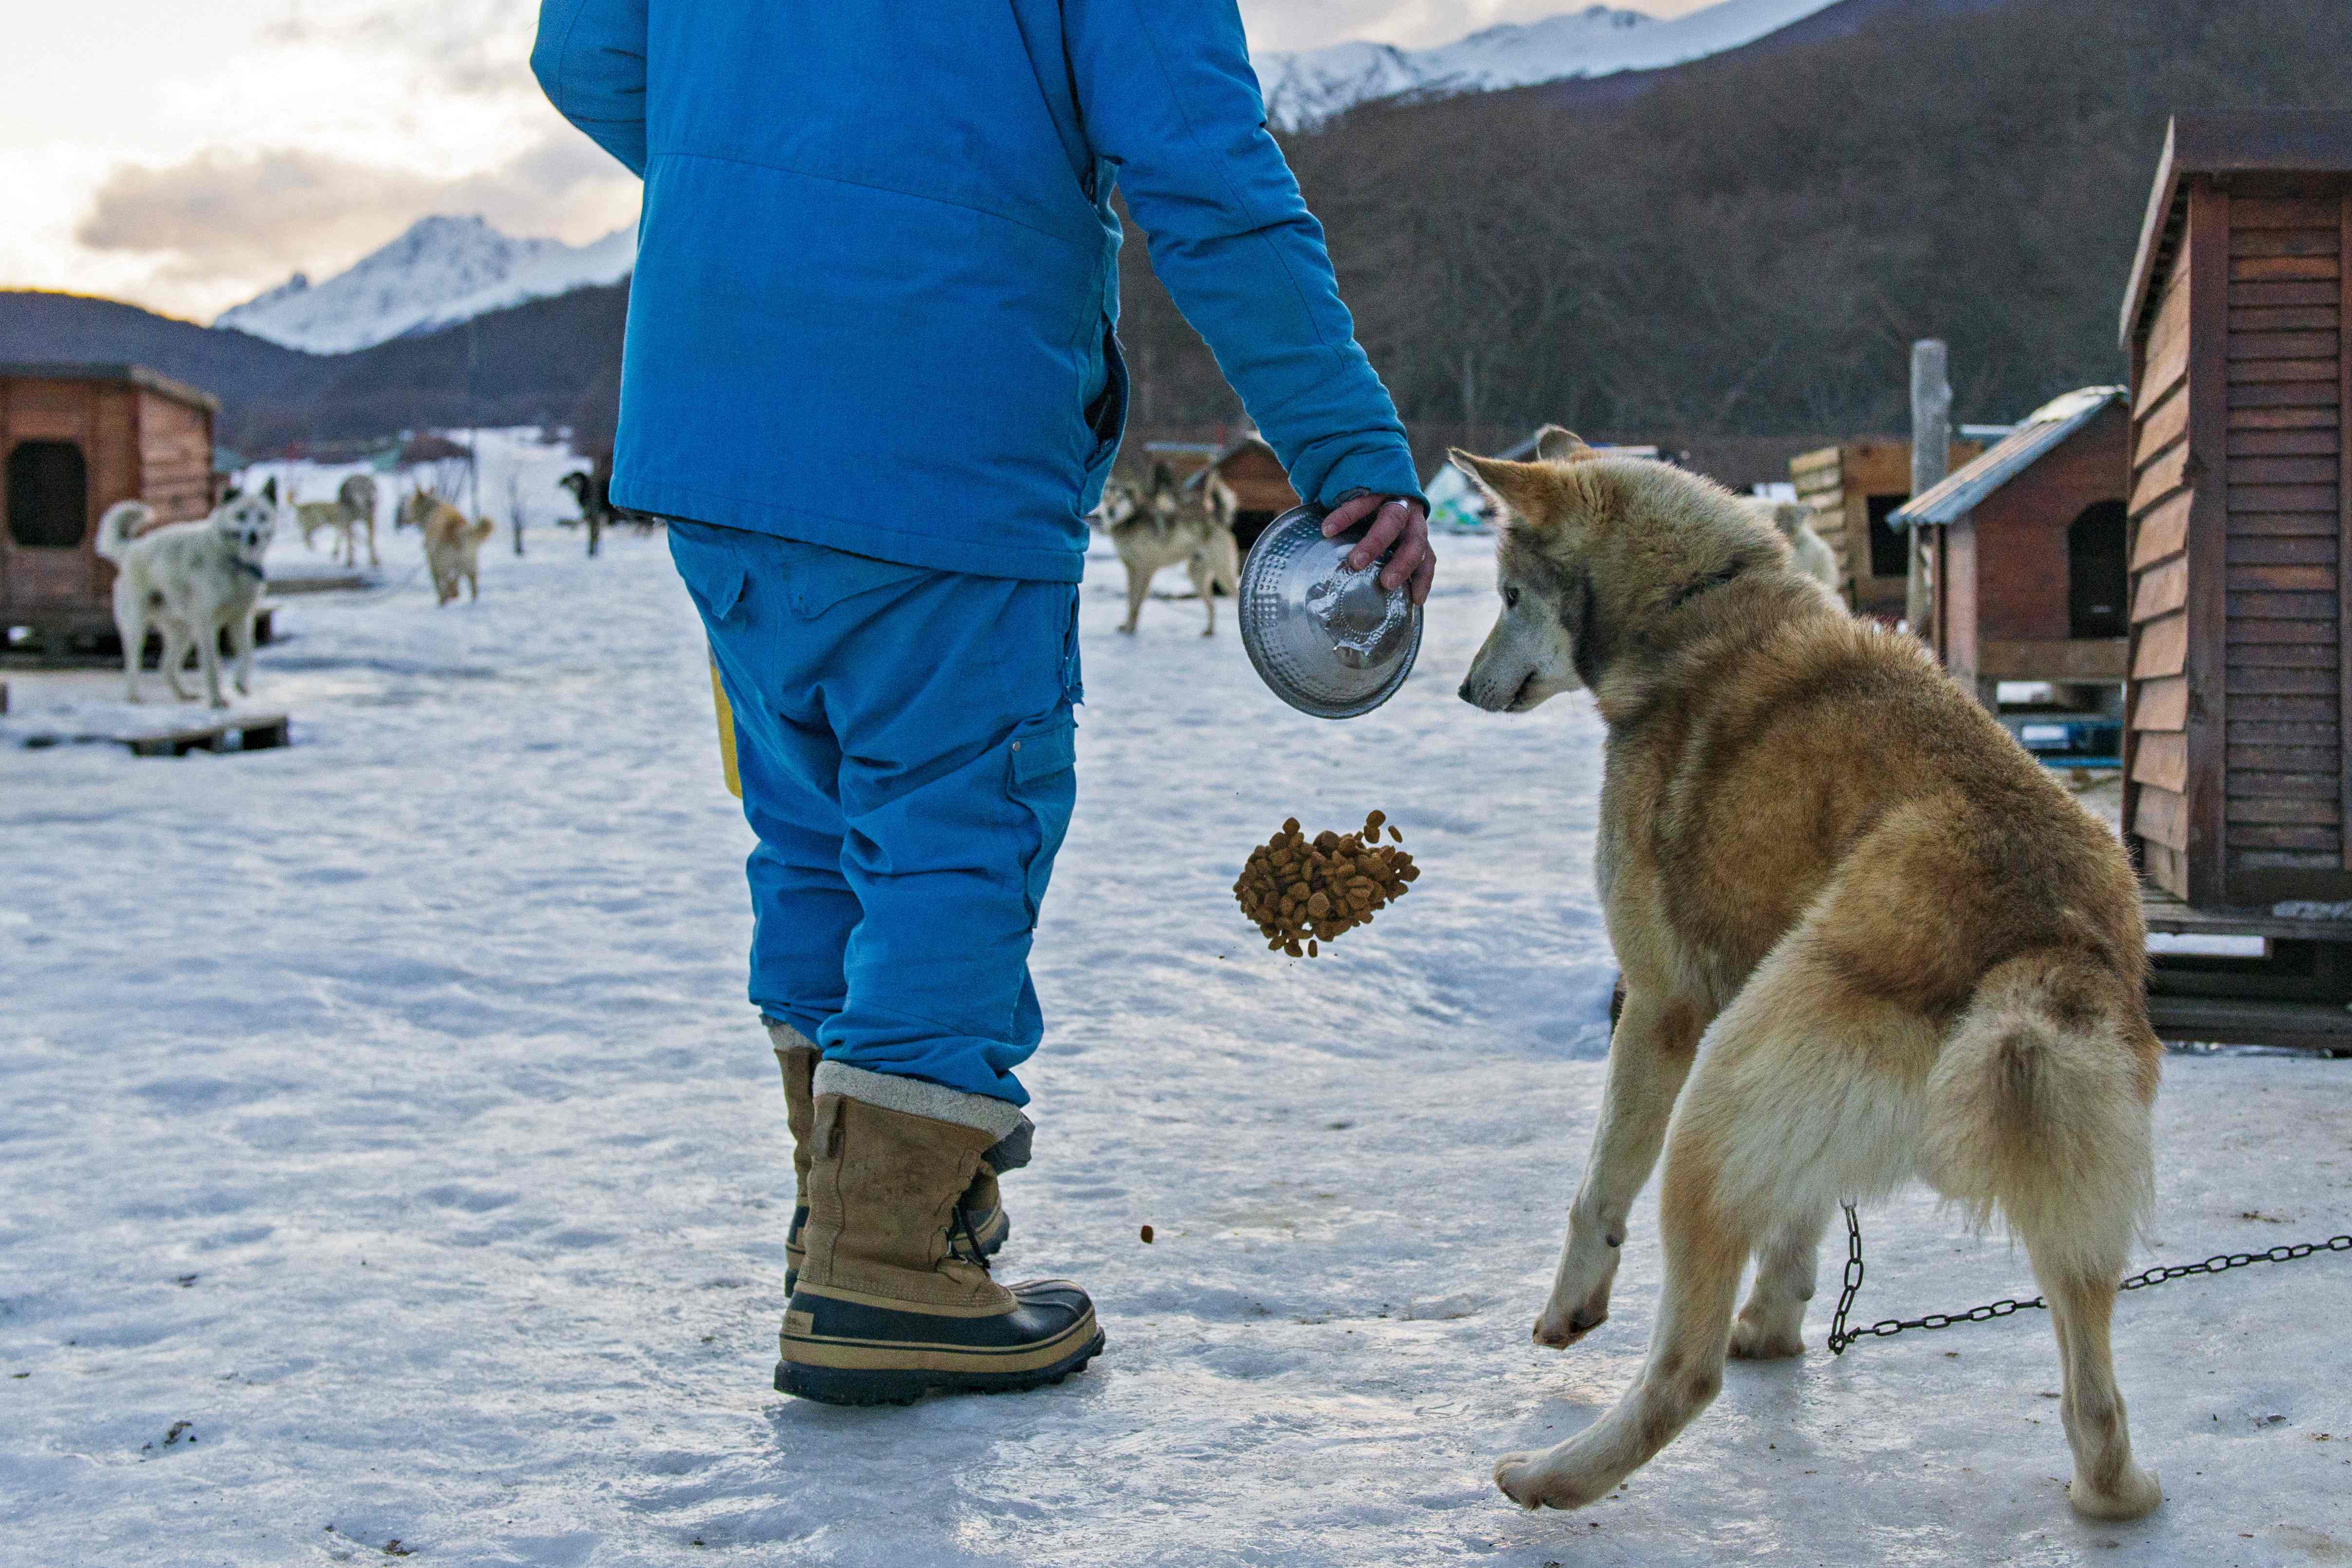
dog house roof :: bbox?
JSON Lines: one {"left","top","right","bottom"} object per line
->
{"left": 2119, "top": 110, "right": 2352, "bottom": 351}
{"left": 1889, "top": 386, "right": 2126, "bottom": 530}
{"left": 0, "top": 361, "right": 219, "bottom": 413}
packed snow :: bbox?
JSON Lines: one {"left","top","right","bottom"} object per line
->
{"left": 214, "top": 217, "right": 635, "bottom": 355}
{"left": 1252, "top": 0, "right": 1842, "bottom": 127}
{"left": 5, "top": 447, "right": 2350, "bottom": 1565}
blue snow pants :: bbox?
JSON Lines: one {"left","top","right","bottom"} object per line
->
{"left": 668, "top": 521, "right": 1081, "bottom": 1106}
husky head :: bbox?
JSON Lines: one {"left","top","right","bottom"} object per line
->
{"left": 1095, "top": 478, "right": 1140, "bottom": 530}
{"left": 212, "top": 478, "right": 279, "bottom": 566}
{"left": 1453, "top": 426, "right": 1785, "bottom": 715}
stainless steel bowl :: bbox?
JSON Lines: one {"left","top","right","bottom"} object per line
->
{"left": 1237, "top": 505, "right": 1423, "bottom": 720}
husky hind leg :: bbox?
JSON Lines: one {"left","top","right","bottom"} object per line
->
{"left": 116, "top": 585, "right": 149, "bottom": 703}
{"left": 1728, "top": 1202, "right": 1830, "bottom": 1360}
{"left": 1921, "top": 953, "right": 2162, "bottom": 1520}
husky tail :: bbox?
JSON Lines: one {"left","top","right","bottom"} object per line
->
{"left": 1920, "top": 949, "right": 2158, "bottom": 1277}
{"left": 95, "top": 500, "right": 156, "bottom": 564}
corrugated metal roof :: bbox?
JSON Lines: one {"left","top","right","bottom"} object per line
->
{"left": 1890, "top": 387, "right": 2126, "bottom": 529}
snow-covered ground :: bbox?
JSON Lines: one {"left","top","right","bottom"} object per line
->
{"left": 4, "top": 504, "right": 2349, "bottom": 1567}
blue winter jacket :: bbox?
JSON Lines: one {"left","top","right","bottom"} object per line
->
{"left": 531, "top": 0, "right": 1422, "bottom": 583}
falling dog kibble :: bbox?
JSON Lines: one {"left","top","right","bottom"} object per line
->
{"left": 1232, "top": 812, "right": 1419, "bottom": 957}
{"left": 1139, "top": 1224, "right": 1155, "bottom": 1244}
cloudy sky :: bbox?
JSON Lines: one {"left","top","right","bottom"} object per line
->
{"left": 0, "top": 0, "right": 1711, "bottom": 324}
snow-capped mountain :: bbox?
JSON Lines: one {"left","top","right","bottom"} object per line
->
{"left": 215, "top": 215, "right": 635, "bottom": 355}
{"left": 1253, "top": 0, "right": 1843, "bottom": 128}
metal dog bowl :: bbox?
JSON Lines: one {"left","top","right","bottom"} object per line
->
{"left": 1237, "top": 505, "right": 1423, "bottom": 720}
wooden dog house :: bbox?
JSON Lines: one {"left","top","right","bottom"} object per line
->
{"left": 0, "top": 364, "right": 217, "bottom": 651}
{"left": 1791, "top": 435, "right": 1984, "bottom": 622}
{"left": 1892, "top": 387, "right": 2132, "bottom": 707}
{"left": 2119, "top": 111, "right": 2352, "bottom": 909}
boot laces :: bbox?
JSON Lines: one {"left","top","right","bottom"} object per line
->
{"left": 949, "top": 1202, "right": 994, "bottom": 1273}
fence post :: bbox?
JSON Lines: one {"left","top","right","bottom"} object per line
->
{"left": 1908, "top": 340, "right": 1951, "bottom": 638}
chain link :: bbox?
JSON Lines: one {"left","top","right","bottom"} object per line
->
{"left": 1825, "top": 1203, "right": 2352, "bottom": 1354}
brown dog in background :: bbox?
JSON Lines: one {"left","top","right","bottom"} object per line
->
{"left": 1454, "top": 428, "right": 2163, "bottom": 1524}
{"left": 400, "top": 492, "right": 497, "bottom": 606}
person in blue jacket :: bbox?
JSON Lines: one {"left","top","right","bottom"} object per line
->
{"left": 534, "top": 0, "right": 1432, "bottom": 1406}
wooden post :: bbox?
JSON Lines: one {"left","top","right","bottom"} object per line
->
{"left": 1908, "top": 340, "right": 1951, "bottom": 638}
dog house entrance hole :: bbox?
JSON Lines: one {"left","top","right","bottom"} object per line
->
{"left": 6, "top": 441, "right": 90, "bottom": 549}
{"left": 1865, "top": 493, "right": 1909, "bottom": 578}
{"left": 2067, "top": 499, "right": 2128, "bottom": 640}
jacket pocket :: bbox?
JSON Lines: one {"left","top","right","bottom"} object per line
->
{"left": 1006, "top": 710, "right": 1077, "bottom": 931}
{"left": 1082, "top": 320, "right": 1130, "bottom": 477}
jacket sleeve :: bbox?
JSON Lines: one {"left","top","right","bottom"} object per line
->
{"left": 532, "top": 0, "right": 650, "bottom": 178}
{"left": 1063, "top": 0, "right": 1423, "bottom": 508}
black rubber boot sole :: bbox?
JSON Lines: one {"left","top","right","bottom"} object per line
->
{"left": 775, "top": 1328, "right": 1104, "bottom": 1406}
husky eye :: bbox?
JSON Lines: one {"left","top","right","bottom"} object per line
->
{"left": 1503, "top": 587, "right": 1520, "bottom": 609}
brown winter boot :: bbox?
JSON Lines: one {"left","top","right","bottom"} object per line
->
{"left": 770, "top": 1021, "right": 1006, "bottom": 1292}
{"left": 767, "top": 1023, "right": 820, "bottom": 1294}
{"left": 778, "top": 1082, "right": 1100, "bottom": 1406}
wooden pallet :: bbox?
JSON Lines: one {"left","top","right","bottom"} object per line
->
{"left": 124, "top": 711, "right": 291, "bottom": 757}
{"left": 2142, "top": 884, "right": 2352, "bottom": 1053}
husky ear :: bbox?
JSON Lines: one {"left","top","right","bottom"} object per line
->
{"left": 1534, "top": 425, "right": 1593, "bottom": 464}
{"left": 1448, "top": 449, "right": 1560, "bottom": 527}
{"left": 259, "top": 476, "right": 279, "bottom": 503}
{"left": 1771, "top": 502, "right": 1812, "bottom": 542}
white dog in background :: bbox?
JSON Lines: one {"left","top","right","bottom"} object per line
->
{"left": 1749, "top": 498, "right": 1842, "bottom": 596}
{"left": 97, "top": 481, "right": 278, "bottom": 707}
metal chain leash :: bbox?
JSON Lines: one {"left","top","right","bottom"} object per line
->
{"left": 1825, "top": 1202, "right": 2352, "bottom": 1354}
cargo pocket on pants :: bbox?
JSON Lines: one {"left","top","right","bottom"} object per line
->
{"left": 1006, "top": 711, "right": 1077, "bottom": 931}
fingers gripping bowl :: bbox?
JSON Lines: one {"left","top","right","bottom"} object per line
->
{"left": 1237, "top": 506, "right": 1424, "bottom": 719}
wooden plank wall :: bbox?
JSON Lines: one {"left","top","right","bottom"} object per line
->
{"left": 137, "top": 392, "right": 214, "bottom": 522}
{"left": 2125, "top": 203, "right": 2201, "bottom": 898}
{"left": 2220, "top": 186, "right": 2344, "bottom": 892}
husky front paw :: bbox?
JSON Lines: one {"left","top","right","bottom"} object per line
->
{"left": 1532, "top": 1300, "right": 1607, "bottom": 1348}
{"left": 2070, "top": 1464, "right": 2162, "bottom": 1522}
{"left": 1494, "top": 1449, "right": 1601, "bottom": 1511}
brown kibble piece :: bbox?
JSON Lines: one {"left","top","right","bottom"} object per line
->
{"left": 1307, "top": 940, "right": 1318, "bottom": 957}
{"left": 1140, "top": 1224, "right": 1155, "bottom": 1244}
{"left": 1389, "top": 825, "right": 1402, "bottom": 842}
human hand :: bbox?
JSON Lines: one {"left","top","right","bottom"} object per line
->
{"left": 1320, "top": 492, "right": 1435, "bottom": 606}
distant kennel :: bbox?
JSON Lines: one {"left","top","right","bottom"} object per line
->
{"left": 2118, "top": 111, "right": 2352, "bottom": 909}
{"left": 1892, "top": 386, "right": 2132, "bottom": 706}
{"left": 1790, "top": 435, "right": 1985, "bottom": 623}
{"left": 0, "top": 363, "right": 218, "bottom": 653}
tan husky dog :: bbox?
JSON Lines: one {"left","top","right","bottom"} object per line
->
{"left": 400, "top": 491, "right": 497, "bottom": 606}
{"left": 1454, "top": 429, "right": 2162, "bottom": 1523}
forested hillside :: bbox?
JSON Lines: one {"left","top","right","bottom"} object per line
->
{"left": 1120, "top": 0, "right": 2352, "bottom": 454}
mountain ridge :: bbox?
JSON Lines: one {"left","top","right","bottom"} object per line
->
{"left": 1252, "top": 0, "right": 1841, "bottom": 127}
{"left": 213, "top": 214, "right": 634, "bottom": 355}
